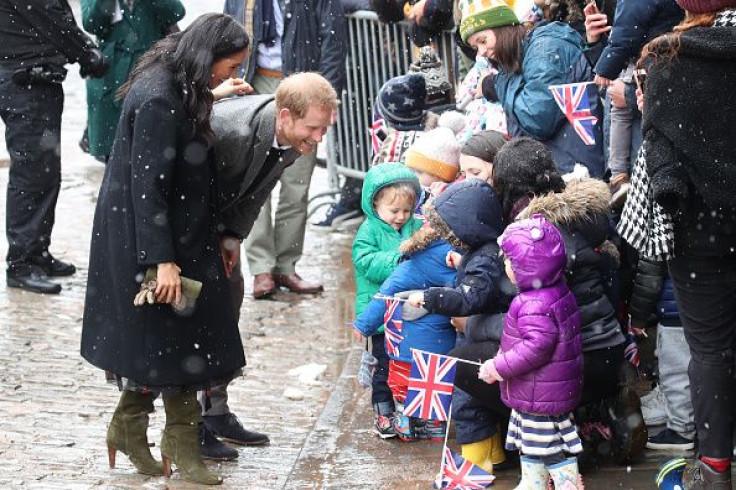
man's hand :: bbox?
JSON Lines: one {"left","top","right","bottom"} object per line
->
{"left": 219, "top": 236, "right": 241, "bottom": 278}
{"left": 155, "top": 262, "right": 181, "bottom": 305}
{"left": 353, "top": 328, "right": 365, "bottom": 342}
{"left": 584, "top": 2, "right": 611, "bottom": 44}
{"left": 636, "top": 87, "right": 645, "bottom": 113}
{"left": 608, "top": 79, "right": 627, "bottom": 109}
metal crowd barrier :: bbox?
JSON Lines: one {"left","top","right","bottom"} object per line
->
{"left": 311, "top": 11, "right": 457, "bottom": 214}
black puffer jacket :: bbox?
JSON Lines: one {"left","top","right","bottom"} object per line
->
{"left": 422, "top": 180, "right": 513, "bottom": 316}
{"left": 518, "top": 178, "right": 625, "bottom": 352}
{"left": 628, "top": 256, "right": 681, "bottom": 327}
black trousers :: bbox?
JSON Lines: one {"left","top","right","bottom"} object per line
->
{"left": 0, "top": 74, "right": 63, "bottom": 271}
{"left": 669, "top": 254, "right": 736, "bottom": 458}
{"left": 371, "top": 333, "right": 393, "bottom": 409}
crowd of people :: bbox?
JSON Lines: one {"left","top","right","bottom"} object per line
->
{"left": 344, "top": 0, "right": 736, "bottom": 489}
{"left": 1, "top": 0, "right": 736, "bottom": 488}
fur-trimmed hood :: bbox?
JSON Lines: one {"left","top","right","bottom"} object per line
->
{"left": 517, "top": 178, "right": 618, "bottom": 264}
{"left": 517, "top": 178, "right": 610, "bottom": 225}
{"left": 399, "top": 225, "right": 443, "bottom": 256}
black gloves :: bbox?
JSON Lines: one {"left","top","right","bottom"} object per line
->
{"left": 80, "top": 48, "right": 109, "bottom": 79}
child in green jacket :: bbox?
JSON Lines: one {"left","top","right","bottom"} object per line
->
{"left": 352, "top": 162, "right": 423, "bottom": 438}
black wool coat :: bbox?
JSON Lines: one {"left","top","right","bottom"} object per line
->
{"left": 81, "top": 65, "right": 245, "bottom": 388}
{"left": 643, "top": 25, "right": 736, "bottom": 256}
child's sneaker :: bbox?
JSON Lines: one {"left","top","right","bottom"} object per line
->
{"left": 392, "top": 413, "right": 416, "bottom": 442}
{"left": 420, "top": 419, "right": 447, "bottom": 442}
{"left": 374, "top": 413, "right": 397, "bottom": 439}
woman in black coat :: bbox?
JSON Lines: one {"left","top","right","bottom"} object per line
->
{"left": 80, "top": 14, "right": 249, "bottom": 485}
{"left": 637, "top": 1, "right": 736, "bottom": 486}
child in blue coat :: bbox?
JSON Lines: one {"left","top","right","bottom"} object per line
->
{"left": 353, "top": 224, "right": 457, "bottom": 441}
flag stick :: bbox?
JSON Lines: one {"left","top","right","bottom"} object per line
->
{"left": 373, "top": 294, "right": 412, "bottom": 303}
{"left": 438, "top": 404, "right": 453, "bottom": 488}
{"left": 412, "top": 348, "right": 483, "bottom": 367}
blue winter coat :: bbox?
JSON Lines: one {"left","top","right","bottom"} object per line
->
{"left": 494, "top": 22, "right": 605, "bottom": 177}
{"left": 594, "top": 0, "right": 683, "bottom": 80}
{"left": 353, "top": 240, "right": 457, "bottom": 363}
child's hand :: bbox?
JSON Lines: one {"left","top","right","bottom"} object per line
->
{"left": 353, "top": 329, "right": 365, "bottom": 342}
{"left": 446, "top": 250, "right": 462, "bottom": 269}
{"left": 478, "top": 358, "right": 502, "bottom": 384}
{"left": 407, "top": 292, "right": 424, "bottom": 307}
{"left": 212, "top": 78, "right": 254, "bottom": 100}
{"left": 451, "top": 317, "right": 466, "bottom": 333}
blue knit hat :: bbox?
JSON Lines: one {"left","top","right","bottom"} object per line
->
{"left": 376, "top": 74, "right": 427, "bottom": 131}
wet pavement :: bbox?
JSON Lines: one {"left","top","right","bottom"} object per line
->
{"left": 0, "top": 2, "right": 703, "bottom": 489}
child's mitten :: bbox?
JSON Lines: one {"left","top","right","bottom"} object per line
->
{"left": 358, "top": 350, "right": 378, "bottom": 388}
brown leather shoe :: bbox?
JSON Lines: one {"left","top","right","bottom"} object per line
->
{"left": 273, "top": 273, "right": 324, "bottom": 294}
{"left": 253, "top": 273, "right": 276, "bottom": 299}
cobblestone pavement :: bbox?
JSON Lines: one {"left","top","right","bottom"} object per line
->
{"left": 0, "top": 2, "right": 703, "bottom": 489}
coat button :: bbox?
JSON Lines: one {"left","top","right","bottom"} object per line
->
{"left": 139, "top": 250, "right": 146, "bottom": 261}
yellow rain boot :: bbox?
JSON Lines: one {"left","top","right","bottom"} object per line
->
{"left": 461, "top": 437, "right": 494, "bottom": 474}
{"left": 489, "top": 428, "right": 508, "bottom": 467}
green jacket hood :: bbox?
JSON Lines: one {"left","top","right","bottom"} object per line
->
{"left": 361, "top": 163, "right": 422, "bottom": 231}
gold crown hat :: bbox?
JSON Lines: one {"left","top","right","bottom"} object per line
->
{"left": 459, "top": 0, "right": 520, "bottom": 43}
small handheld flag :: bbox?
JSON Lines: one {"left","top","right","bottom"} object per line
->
{"left": 404, "top": 350, "right": 457, "bottom": 421}
{"left": 440, "top": 448, "right": 495, "bottom": 489}
{"left": 383, "top": 298, "right": 404, "bottom": 357}
{"left": 549, "top": 82, "right": 598, "bottom": 146}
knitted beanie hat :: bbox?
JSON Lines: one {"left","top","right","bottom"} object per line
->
{"left": 376, "top": 74, "right": 428, "bottom": 131}
{"left": 676, "top": 0, "right": 736, "bottom": 12}
{"left": 459, "top": 0, "right": 519, "bottom": 43}
{"left": 404, "top": 127, "right": 461, "bottom": 183}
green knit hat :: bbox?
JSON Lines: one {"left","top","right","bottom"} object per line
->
{"left": 459, "top": 0, "right": 519, "bottom": 43}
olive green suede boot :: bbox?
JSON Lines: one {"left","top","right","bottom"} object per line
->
{"left": 106, "top": 390, "right": 163, "bottom": 476}
{"left": 161, "top": 391, "right": 223, "bottom": 485}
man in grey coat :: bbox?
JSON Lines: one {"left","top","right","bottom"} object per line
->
{"left": 198, "top": 73, "right": 339, "bottom": 460}
{"left": 224, "top": 0, "right": 346, "bottom": 299}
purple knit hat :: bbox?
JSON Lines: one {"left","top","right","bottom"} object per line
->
{"left": 676, "top": 0, "right": 736, "bottom": 13}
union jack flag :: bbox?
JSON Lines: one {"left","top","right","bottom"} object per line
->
{"left": 383, "top": 298, "right": 404, "bottom": 358}
{"left": 624, "top": 329, "right": 640, "bottom": 368}
{"left": 549, "top": 82, "right": 598, "bottom": 146}
{"left": 439, "top": 448, "right": 495, "bottom": 489}
{"left": 404, "top": 350, "right": 456, "bottom": 421}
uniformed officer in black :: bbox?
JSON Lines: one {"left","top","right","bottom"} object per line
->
{"left": 0, "top": 0, "right": 108, "bottom": 294}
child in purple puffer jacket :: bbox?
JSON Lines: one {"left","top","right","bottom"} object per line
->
{"left": 479, "top": 215, "right": 584, "bottom": 489}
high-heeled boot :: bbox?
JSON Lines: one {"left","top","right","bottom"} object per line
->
{"left": 106, "top": 390, "right": 162, "bottom": 475}
{"left": 160, "top": 391, "right": 223, "bottom": 485}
